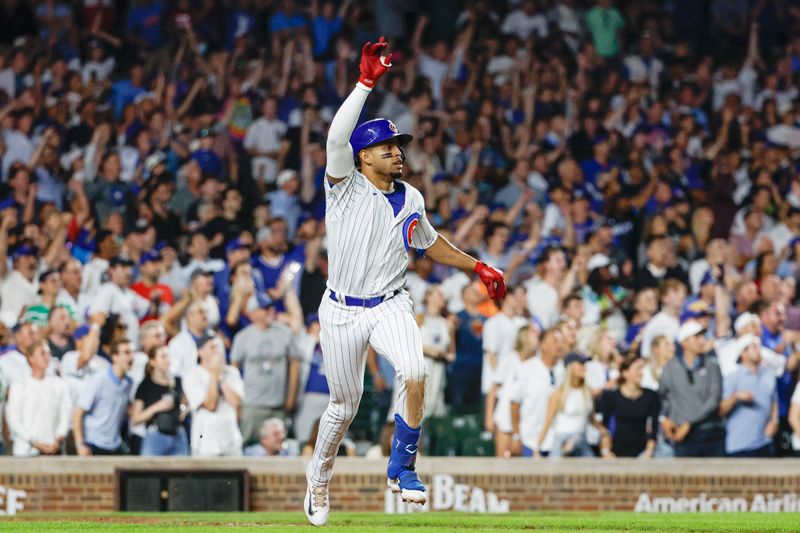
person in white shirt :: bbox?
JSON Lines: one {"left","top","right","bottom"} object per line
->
{"left": 0, "top": 322, "right": 40, "bottom": 389}
{"left": 180, "top": 233, "right": 225, "bottom": 286}
{"left": 168, "top": 301, "right": 224, "bottom": 378}
{"left": 640, "top": 279, "right": 686, "bottom": 358}
{"left": 80, "top": 230, "right": 120, "bottom": 299}
{"left": 715, "top": 312, "right": 786, "bottom": 378}
{"left": 509, "top": 327, "right": 566, "bottom": 456}
{"left": 243, "top": 96, "right": 288, "bottom": 185}
{"left": 183, "top": 334, "right": 244, "bottom": 456}
{"left": 524, "top": 246, "right": 573, "bottom": 328}
{"left": 1, "top": 109, "right": 35, "bottom": 179}
{"left": 501, "top": 0, "right": 547, "bottom": 40}
{"left": 5, "top": 339, "right": 71, "bottom": 456}
{"left": 482, "top": 285, "right": 528, "bottom": 394}
{"left": 0, "top": 243, "right": 40, "bottom": 321}
{"left": 536, "top": 352, "right": 610, "bottom": 458}
{"left": 56, "top": 258, "right": 90, "bottom": 325}
{"left": 88, "top": 256, "right": 150, "bottom": 346}
{"left": 417, "top": 286, "right": 453, "bottom": 419}
{"left": 485, "top": 322, "right": 540, "bottom": 458}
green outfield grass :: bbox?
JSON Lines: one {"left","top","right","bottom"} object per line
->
{"left": 2, "top": 512, "right": 800, "bottom": 532}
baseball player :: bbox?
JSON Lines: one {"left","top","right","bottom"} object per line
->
{"left": 304, "top": 37, "right": 506, "bottom": 527}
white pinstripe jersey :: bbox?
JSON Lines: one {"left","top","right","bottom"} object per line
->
{"left": 324, "top": 167, "right": 438, "bottom": 298}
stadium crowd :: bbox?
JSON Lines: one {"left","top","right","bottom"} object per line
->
{"left": 0, "top": 0, "right": 799, "bottom": 461}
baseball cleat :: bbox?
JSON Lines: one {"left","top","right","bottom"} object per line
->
{"left": 387, "top": 472, "right": 428, "bottom": 504}
{"left": 304, "top": 483, "right": 330, "bottom": 526}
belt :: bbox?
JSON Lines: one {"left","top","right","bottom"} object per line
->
{"left": 329, "top": 289, "right": 400, "bottom": 308}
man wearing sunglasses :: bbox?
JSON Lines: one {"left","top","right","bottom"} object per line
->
{"left": 659, "top": 320, "right": 724, "bottom": 457}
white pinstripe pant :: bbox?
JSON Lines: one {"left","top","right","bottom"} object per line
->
{"left": 307, "top": 289, "right": 427, "bottom": 486}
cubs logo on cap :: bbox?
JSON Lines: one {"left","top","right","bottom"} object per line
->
{"left": 388, "top": 121, "right": 398, "bottom": 133}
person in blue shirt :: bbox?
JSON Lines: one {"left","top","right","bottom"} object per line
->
{"left": 310, "top": 0, "right": 352, "bottom": 58}
{"left": 125, "top": 0, "right": 165, "bottom": 51}
{"left": 191, "top": 128, "right": 223, "bottom": 178}
{"left": 720, "top": 334, "right": 778, "bottom": 457}
{"left": 269, "top": 0, "right": 308, "bottom": 35}
{"left": 73, "top": 339, "right": 134, "bottom": 455}
{"left": 448, "top": 282, "right": 488, "bottom": 414}
{"left": 110, "top": 64, "right": 146, "bottom": 120}
{"left": 757, "top": 300, "right": 799, "bottom": 455}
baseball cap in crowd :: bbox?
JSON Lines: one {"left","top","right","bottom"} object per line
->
{"left": 12, "top": 244, "right": 39, "bottom": 260}
{"left": 145, "top": 151, "right": 166, "bottom": 173}
{"left": 247, "top": 294, "right": 276, "bottom": 313}
{"left": 130, "top": 218, "right": 150, "bottom": 234}
{"left": 530, "top": 315, "right": 544, "bottom": 332}
{"left": 677, "top": 320, "right": 706, "bottom": 343}
{"left": 587, "top": 253, "right": 611, "bottom": 272}
{"left": 109, "top": 255, "right": 135, "bottom": 268}
{"left": 196, "top": 333, "right": 217, "bottom": 349}
{"left": 226, "top": 238, "right": 249, "bottom": 254}
{"left": 198, "top": 127, "right": 213, "bottom": 138}
{"left": 734, "top": 312, "right": 760, "bottom": 334}
{"left": 0, "top": 197, "right": 15, "bottom": 211}
{"left": 680, "top": 300, "right": 714, "bottom": 322}
{"left": 563, "top": 352, "right": 590, "bottom": 366}
{"left": 190, "top": 268, "right": 213, "bottom": 280}
{"left": 298, "top": 211, "right": 314, "bottom": 226}
{"left": 73, "top": 324, "right": 91, "bottom": 342}
{"left": 700, "top": 270, "right": 720, "bottom": 287}
{"left": 277, "top": 169, "right": 298, "bottom": 187}
{"left": 140, "top": 250, "right": 161, "bottom": 265}
{"left": 22, "top": 304, "right": 49, "bottom": 327}
{"left": 38, "top": 269, "right": 58, "bottom": 284}
{"left": 306, "top": 312, "right": 320, "bottom": 327}
{"left": 735, "top": 333, "right": 761, "bottom": 359}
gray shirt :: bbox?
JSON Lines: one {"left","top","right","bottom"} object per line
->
{"left": 78, "top": 367, "right": 132, "bottom": 450}
{"left": 659, "top": 352, "right": 723, "bottom": 430}
{"left": 230, "top": 323, "right": 298, "bottom": 408}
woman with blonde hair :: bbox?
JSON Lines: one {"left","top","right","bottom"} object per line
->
{"left": 484, "top": 322, "right": 542, "bottom": 457}
{"left": 578, "top": 325, "right": 621, "bottom": 397}
{"left": 417, "top": 285, "right": 454, "bottom": 420}
{"left": 641, "top": 335, "right": 675, "bottom": 391}
{"left": 535, "top": 352, "right": 610, "bottom": 458}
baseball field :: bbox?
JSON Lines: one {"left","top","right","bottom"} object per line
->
{"left": 2, "top": 511, "right": 799, "bottom": 532}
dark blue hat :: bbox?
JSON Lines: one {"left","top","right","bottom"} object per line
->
{"left": 140, "top": 250, "right": 161, "bottom": 265}
{"left": 226, "top": 238, "right": 248, "bottom": 254}
{"left": 306, "top": 312, "right": 320, "bottom": 326}
{"left": 700, "top": 270, "right": 719, "bottom": 287}
{"left": 12, "top": 244, "right": 38, "bottom": 260}
{"left": 73, "top": 325, "right": 91, "bottom": 342}
{"left": 350, "top": 118, "right": 413, "bottom": 155}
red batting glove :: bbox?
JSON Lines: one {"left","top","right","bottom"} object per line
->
{"left": 359, "top": 36, "right": 392, "bottom": 89}
{"left": 474, "top": 261, "right": 506, "bottom": 300}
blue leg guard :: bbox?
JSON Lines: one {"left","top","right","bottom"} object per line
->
{"left": 387, "top": 414, "right": 426, "bottom": 492}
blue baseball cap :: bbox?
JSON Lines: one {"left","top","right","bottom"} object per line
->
{"left": 12, "top": 244, "right": 38, "bottom": 260}
{"left": 350, "top": 118, "right": 413, "bottom": 155}
{"left": 680, "top": 299, "right": 714, "bottom": 322}
{"left": 140, "top": 250, "right": 161, "bottom": 265}
{"left": 700, "top": 270, "right": 719, "bottom": 287}
{"left": 306, "top": 312, "right": 320, "bottom": 327}
{"left": 226, "top": 238, "right": 248, "bottom": 254}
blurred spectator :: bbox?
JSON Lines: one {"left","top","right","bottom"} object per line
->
{"left": 131, "top": 251, "right": 175, "bottom": 322}
{"left": 537, "top": 352, "right": 609, "bottom": 458}
{"left": 0, "top": 241, "right": 40, "bottom": 320}
{"left": 61, "top": 315, "right": 108, "bottom": 421}
{"left": 183, "top": 334, "right": 244, "bottom": 456}
{"left": 598, "top": 357, "right": 660, "bottom": 458}
{"left": 791, "top": 383, "right": 800, "bottom": 456}
{"left": 418, "top": 286, "right": 454, "bottom": 419}
{"left": 448, "top": 282, "right": 487, "bottom": 413}
{"left": 481, "top": 285, "right": 527, "bottom": 395}
{"left": 510, "top": 327, "right": 566, "bottom": 457}
{"left": 5, "top": 340, "right": 71, "bottom": 456}
{"left": 640, "top": 280, "right": 687, "bottom": 358}
{"left": 720, "top": 334, "right": 778, "bottom": 457}
{"left": 660, "top": 321, "right": 724, "bottom": 457}
{"left": 168, "top": 301, "right": 223, "bottom": 379}
{"left": 88, "top": 256, "right": 149, "bottom": 345}
{"left": 641, "top": 335, "right": 676, "bottom": 391}
{"left": 45, "top": 304, "right": 75, "bottom": 362}
{"left": 0, "top": 322, "right": 40, "bottom": 387}
{"left": 486, "top": 323, "right": 540, "bottom": 457}
{"left": 131, "top": 345, "right": 188, "bottom": 456}
{"left": 73, "top": 339, "right": 135, "bottom": 455}
{"left": 292, "top": 314, "right": 329, "bottom": 445}
{"left": 56, "top": 258, "right": 88, "bottom": 323}
{"left": 230, "top": 295, "right": 301, "bottom": 444}
{"left": 244, "top": 418, "right": 291, "bottom": 457}
{"left": 585, "top": 0, "right": 625, "bottom": 58}
{"left": 244, "top": 96, "right": 288, "bottom": 187}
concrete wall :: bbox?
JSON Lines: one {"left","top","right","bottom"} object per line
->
{"left": 1, "top": 457, "right": 800, "bottom": 514}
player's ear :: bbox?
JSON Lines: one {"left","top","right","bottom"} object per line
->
{"left": 359, "top": 148, "right": 371, "bottom": 166}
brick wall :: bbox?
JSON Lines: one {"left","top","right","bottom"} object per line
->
{"left": 1, "top": 457, "right": 800, "bottom": 513}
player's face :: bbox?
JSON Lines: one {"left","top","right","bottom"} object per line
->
{"left": 362, "top": 142, "right": 403, "bottom": 179}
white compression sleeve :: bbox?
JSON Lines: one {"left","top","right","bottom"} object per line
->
{"left": 325, "top": 82, "right": 371, "bottom": 178}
